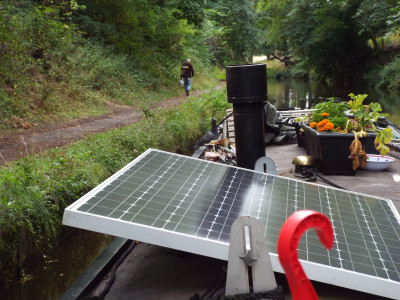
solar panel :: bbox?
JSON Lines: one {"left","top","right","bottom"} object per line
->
{"left": 63, "top": 148, "right": 400, "bottom": 299}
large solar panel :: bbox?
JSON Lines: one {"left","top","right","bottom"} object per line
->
{"left": 63, "top": 149, "right": 400, "bottom": 299}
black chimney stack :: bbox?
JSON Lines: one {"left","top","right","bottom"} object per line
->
{"left": 226, "top": 64, "right": 266, "bottom": 170}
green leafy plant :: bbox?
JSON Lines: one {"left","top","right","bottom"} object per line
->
{"left": 345, "top": 93, "right": 393, "bottom": 166}
{"left": 307, "top": 93, "right": 394, "bottom": 170}
{"left": 310, "top": 98, "right": 348, "bottom": 130}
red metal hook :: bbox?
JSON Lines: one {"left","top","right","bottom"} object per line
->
{"left": 277, "top": 210, "right": 334, "bottom": 300}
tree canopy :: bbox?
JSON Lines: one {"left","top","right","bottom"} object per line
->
{"left": 2, "top": 0, "right": 400, "bottom": 86}
{"left": 257, "top": 0, "right": 400, "bottom": 84}
{"left": 70, "top": 0, "right": 262, "bottom": 67}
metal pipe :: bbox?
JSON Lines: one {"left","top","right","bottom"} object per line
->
{"left": 226, "top": 64, "right": 266, "bottom": 170}
{"left": 215, "top": 144, "right": 236, "bottom": 155}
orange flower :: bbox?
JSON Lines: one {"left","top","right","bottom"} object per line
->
{"left": 310, "top": 122, "right": 317, "bottom": 128}
{"left": 320, "top": 112, "right": 330, "bottom": 117}
{"left": 323, "top": 122, "right": 334, "bottom": 130}
{"left": 317, "top": 119, "right": 329, "bottom": 127}
{"left": 318, "top": 127, "right": 325, "bottom": 132}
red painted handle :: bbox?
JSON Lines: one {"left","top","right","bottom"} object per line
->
{"left": 277, "top": 210, "right": 334, "bottom": 300}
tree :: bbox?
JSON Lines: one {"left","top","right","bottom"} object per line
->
{"left": 353, "top": 0, "right": 399, "bottom": 50}
{"left": 256, "top": 0, "right": 292, "bottom": 57}
{"left": 71, "top": 0, "right": 210, "bottom": 79}
{"left": 257, "top": 0, "right": 373, "bottom": 85}
{"left": 388, "top": 1, "right": 400, "bottom": 32}
{"left": 208, "top": 0, "right": 262, "bottom": 65}
{"left": 173, "top": 0, "right": 206, "bottom": 28}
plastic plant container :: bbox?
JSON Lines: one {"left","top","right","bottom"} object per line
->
{"left": 300, "top": 124, "right": 379, "bottom": 175}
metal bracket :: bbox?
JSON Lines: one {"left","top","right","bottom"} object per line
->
{"left": 254, "top": 156, "right": 277, "bottom": 175}
{"left": 239, "top": 249, "right": 257, "bottom": 267}
{"left": 225, "top": 216, "right": 277, "bottom": 296}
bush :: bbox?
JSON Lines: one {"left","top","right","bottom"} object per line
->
{"left": 290, "top": 60, "right": 310, "bottom": 80}
{"left": 377, "top": 56, "right": 400, "bottom": 91}
{"left": 0, "top": 2, "right": 83, "bottom": 123}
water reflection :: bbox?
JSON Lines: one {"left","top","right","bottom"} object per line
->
{"left": 267, "top": 79, "right": 400, "bottom": 124}
{"left": 0, "top": 229, "right": 113, "bottom": 300}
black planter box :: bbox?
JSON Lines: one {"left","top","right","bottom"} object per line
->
{"left": 300, "top": 124, "right": 379, "bottom": 175}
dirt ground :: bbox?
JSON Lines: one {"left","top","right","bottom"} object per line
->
{"left": 0, "top": 89, "right": 210, "bottom": 165}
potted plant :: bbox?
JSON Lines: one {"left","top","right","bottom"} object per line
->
{"left": 300, "top": 93, "right": 393, "bottom": 175}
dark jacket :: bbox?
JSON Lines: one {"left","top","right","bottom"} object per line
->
{"left": 180, "top": 62, "right": 195, "bottom": 78}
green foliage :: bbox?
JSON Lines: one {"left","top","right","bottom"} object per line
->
{"left": 0, "top": 1, "right": 78, "bottom": 85}
{"left": 212, "top": 67, "right": 226, "bottom": 80}
{"left": 354, "top": 0, "right": 398, "bottom": 50}
{"left": 347, "top": 93, "right": 388, "bottom": 129}
{"left": 173, "top": 0, "right": 206, "bottom": 27}
{"left": 375, "top": 127, "right": 393, "bottom": 155}
{"left": 0, "top": 1, "right": 85, "bottom": 122}
{"left": 346, "top": 93, "right": 393, "bottom": 155}
{"left": 207, "top": 0, "right": 262, "bottom": 65}
{"left": 288, "top": 60, "right": 310, "bottom": 79}
{"left": 257, "top": 0, "right": 291, "bottom": 54}
{"left": 256, "top": 0, "right": 400, "bottom": 84}
{"left": 0, "top": 89, "right": 230, "bottom": 284}
{"left": 311, "top": 99, "right": 348, "bottom": 129}
{"left": 308, "top": 93, "right": 394, "bottom": 165}
{"left": 72, "top": 0, "right": 210, "bottom": 79}
{"left": 389, "top": 1, "right": 400, "bottom": 28}
{"left": 0, "top": 0, "right": 259, "bottom": 126}
{"left": 0, "top": 0, "right": 221, "bottom": 127}
{"left": 292, "top": 1, "right": 370, "bottom": 84}
{"left": 377, "top": 56, "right": 400, "bottom": 91}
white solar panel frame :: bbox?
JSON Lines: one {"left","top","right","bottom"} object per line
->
{"left": 63, "top": 148, "right": 400, "bottom": 299}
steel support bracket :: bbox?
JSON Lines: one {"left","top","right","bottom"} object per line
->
{"left": 225, "top": 216, "right": 277, "bottom": 296}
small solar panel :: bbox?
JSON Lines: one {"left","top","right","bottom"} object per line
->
{"left": 63, "top": 149, "right": 400, "bottom": 299}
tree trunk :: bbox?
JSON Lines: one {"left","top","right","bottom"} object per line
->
{"left": 371, "top": 36, "right": 379, "bottom": 51}
{"left": 270, "top": 53, "right": 295, "bottom": 66}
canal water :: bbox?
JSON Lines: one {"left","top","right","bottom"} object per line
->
{"left": 0, "top": 229, "right": 113, "bottom": 300}
{"left": 1, "top": 79, "right": 399, "bottom": 300}
{"left": 267, "top": 78, "right": 400, "bottom": 124}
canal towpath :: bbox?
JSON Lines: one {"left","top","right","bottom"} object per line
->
{"left": 0, "top": 88, "right": 217, "bottom": 165}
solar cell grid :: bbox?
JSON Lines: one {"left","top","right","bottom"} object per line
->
{"left": 63, "top": 148, "right": 400, "bottom": 299}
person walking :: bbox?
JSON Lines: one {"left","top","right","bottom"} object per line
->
{"left": 180, "top": 58, "right": 195, "bottom": 96}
